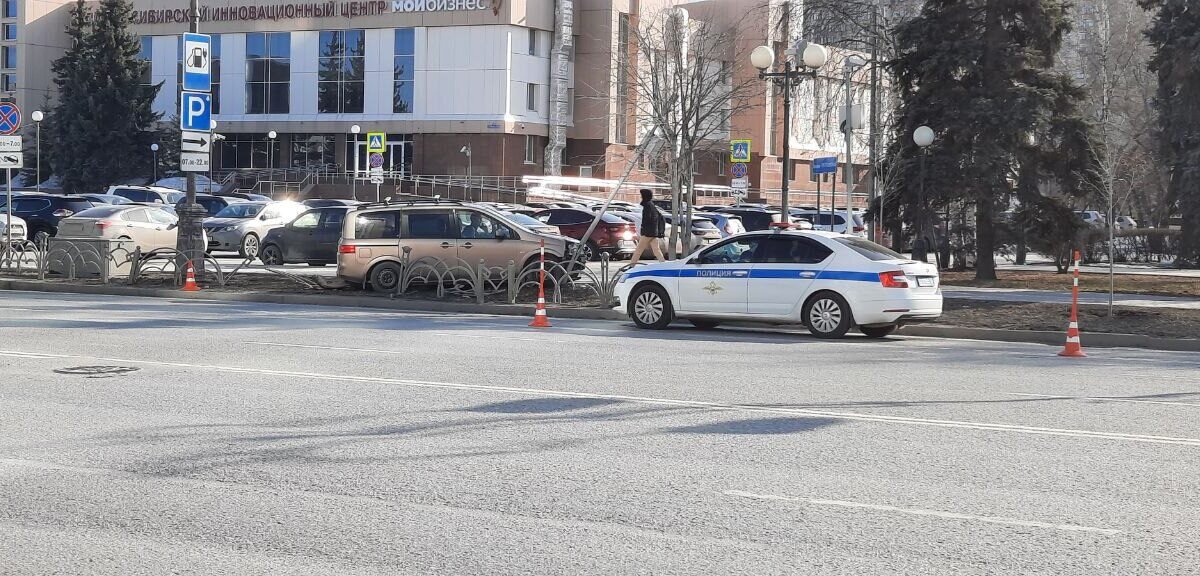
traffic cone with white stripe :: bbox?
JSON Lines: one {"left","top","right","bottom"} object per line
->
{"left": 1059, "top": 250, "right": 1085, "bottom": 357}
{"left": 529, "top": 240, "right": 551, "bottom": 328}
{"left": 182, "top": 261, "right": 201, "bottom": 292}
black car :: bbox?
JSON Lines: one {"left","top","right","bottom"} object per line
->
{"left": 717, "top": 207, "right": 782, "bottom": 231}
{"left": 258, "top": 207, "right": 350, "bottom": 266}
{"left": 0, "top": 194, "right": 96, "bottom": 243}
{"left": 192, "top": 194, "right": 244, "bottom": 217}
{"left": 302, "top": 198, "right": 361, "bottom": 208}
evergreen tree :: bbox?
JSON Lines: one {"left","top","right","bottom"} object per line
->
{"left": 1139, "top": 0, "right": 1200, "bottom": 266}
{"left": 889, "top": 0, "right": 1094, "bottom": 279}
{"left": 48, "top": 0, "right": 96, "bottom": 193}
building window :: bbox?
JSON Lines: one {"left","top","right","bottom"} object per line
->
{"left": 220, "top": 133, "right": 277, "bottom": 169}
{"left": 0, "top": 45, "right": 13, "bottom": 70}
{"left": 717, "top": 155, "right": 726, "bottom": 176}
{"left": 524, "top": 135, "right": 538, "bottom": 164}
{"left": 1, "top": 73, "right": 13, "bottom": 92}
{"left": 526, "top": 83, "right": 537, "bottom": 112}
{"left": 136, "top": 37, "right": 152, "bottom": 85}
{"left": 246, "top": 32, "right": 290, "bottom": 114}
{"left": 2, "top": 24, "right": 14, "bottom": 41}
{"left": 566, "top": 88, "right": 574, "bottom": 119}
{"left": 318, "top": 30, "right": 364, "bottom": 114}
{"left": 614, "top": 13, "right": 630, "bottom": 144}
{"left": 528, "top": 29, "right": 536, "bottom": 55}
{"left": 393, "top": 28, "right": 414, "bottom": 114}
{"left": 178, "top": 35, "right": 220, "bottom": 114}
{"left": 291, "top": 134, "right": 335, "bottom": 168}
{"left": 2, "top": 0, "right": 14, "bottom": 19}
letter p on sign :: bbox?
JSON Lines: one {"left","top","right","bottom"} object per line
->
{"left": 180, "top": 92, "right": 211, "bottom": 132}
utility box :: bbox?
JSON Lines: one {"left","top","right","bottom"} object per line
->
{"left": 46, "top": 238, "right": 135, "bottom": 282}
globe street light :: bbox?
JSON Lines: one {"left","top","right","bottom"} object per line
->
{"left": 842, "top": 54, "right": 868, "bottom": 244}
{"left": 150, "top": 143, "right": 159, "bottom": 182}
{"left": 350, "top": 124, "right": 361, "bottom": 201}
{"left": 912, "top": 125, "right": 935, "bottom": 264}
{"left": 30, "top": 110, "right": 43, "bottom": 192}
{"left": 750, "top": 40, "right": 828, "bottom": 216}
{"left": 267, "top": 130, "right": 277, "bottom": 196}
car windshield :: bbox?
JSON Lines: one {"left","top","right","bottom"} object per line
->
{"left": 214, "top": 203, "right": 264, "bottom": 218}
{"left": 835, "top": 237, "right": 905, "bottom": 261}
{"left": 72, "top": 206, "right": 128, "bottom": 219}
{"left": 504, "top": 213, "right": 546, "bottom": 228}
{"left": 692, "top": 219, "right": 718, "bottom": 229}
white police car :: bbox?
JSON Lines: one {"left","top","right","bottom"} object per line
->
{"left": 613, "top": 229, "right": 942, "bottom": 338}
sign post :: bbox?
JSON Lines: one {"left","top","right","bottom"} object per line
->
{"left": 729, "top": 139, "right": 751, "bottom": 203}
{"left": 0, "top": 103, "right": 21, "bottom": 248}
{"left": 812, "top": 156, "right": 837, "bottom": 229}
{"left": 175, "top": 0, "right": 209, "bottom": 276}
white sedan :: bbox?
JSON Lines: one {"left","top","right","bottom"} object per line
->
{"left": 613, "top": 229, "right": 942, "bottom": 338}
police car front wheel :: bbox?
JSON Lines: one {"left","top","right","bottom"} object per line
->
{"left": 629, "top": 284, "right": 674, "bottom": 329}
{"left": 804, "top": 291, "right": 853, "bottom": 339}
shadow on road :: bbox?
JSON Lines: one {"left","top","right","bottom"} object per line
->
{"left": 665, "top": 416, "right": 840, "bottom": 435}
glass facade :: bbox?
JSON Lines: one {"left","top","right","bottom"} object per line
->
{"left": 220, "top": 133, "right": 278, "bottom": 169}
{"left": 138, "top": 37, "right": 151, "bottom": 85}
{"left": 318, "top": 30, "right": 365, "bottom": 114}
{"left": 393, "top": 28, "right": 414, "bottom": 114}
{"left": 2, "top": 0, "right": 14, "bottom": 19}
{"left": 246, "top": 32, "right": 290, "bottom": 114}
{"left": 291, "top": 134, "right": 335, "bottom": 168}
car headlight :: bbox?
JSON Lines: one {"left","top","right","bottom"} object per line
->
{"left": 621, "top": 230, "right": 634, "bottom": 241}
{"left": 220, "top": 226, "right": 238, "bottom": 233}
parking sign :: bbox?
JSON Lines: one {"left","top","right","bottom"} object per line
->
{"left": 182, "top": 33, "right": 212, "bottom": 92}
{"left": 179, "top": 92, "right": 211, "bottom": 132}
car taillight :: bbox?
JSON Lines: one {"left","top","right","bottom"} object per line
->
{"left": 879, "top": 271, "right": 909, "bottom": 288}
{"left": 52, "top": 209, "right": 74, "bottom": 218}
{"left": 338, "top": 244, "right": 356, "bottom": 254}
{"left": 96, "top": 220, "right": 116, "bottom": 232}
{"left": 853, "top": 226, "right": 865, "bottom": 233}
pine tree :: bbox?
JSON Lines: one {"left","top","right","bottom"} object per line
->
{"left": 889, "top": 0, "right": 1094, "bottom": 279}
{"left": 1139, "top": 0, "right": 1200, "bottom": 266}
{"left": 47, "top": 0, "right": 96, "bottom": 193}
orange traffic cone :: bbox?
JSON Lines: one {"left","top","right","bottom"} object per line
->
{"left": 182, "top": 261, "right": 201, "bottom": 292}
{"left": 529, "top": 240, "right": 551, "bottom": 328}
{"left": 1059, "top": 250, "right": 1085, "bottom": 357}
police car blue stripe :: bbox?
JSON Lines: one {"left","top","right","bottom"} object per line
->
{"left": 625, "top": 268, "right": 881, "bottom": 282}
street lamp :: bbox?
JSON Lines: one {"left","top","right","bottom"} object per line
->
{"left": 913, "top": 125, "right": 934, "bottom": 263}
{"left": 30, "top": 110, "right": 43, "bottom": 192}
{"left": 208, "top": 119, "right": 218, "bottom": 192}
{"left": 150, "top": 143, "right": 159, "bottom": 182}
{"left": 267, "top": 130, "right": 277, "bottom": 196}
{"left": 350, "top": 124, "right": 360, "bottom": 201}
{"left": 842, "top": 54, "right": 868, "bottom": 244}
{"left": 750, "top": 39, "right": 828, "bottom": 216}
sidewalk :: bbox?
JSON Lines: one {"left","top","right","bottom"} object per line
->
{"left": 943, "top": 286, "right": 1200, "bottom": 310}
{"left": 996, "top": 262, "right": 1200, "bottom": 278}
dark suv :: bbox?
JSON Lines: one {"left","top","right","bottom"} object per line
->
{"left": 0, "top": 194, "right": 96, "bottom": 243}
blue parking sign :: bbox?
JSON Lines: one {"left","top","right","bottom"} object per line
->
{"left": 182, "top": 33, "right": 212, "bottom": 92}
{"left": 180, "top": 92, "right": 211, "bottom": 132}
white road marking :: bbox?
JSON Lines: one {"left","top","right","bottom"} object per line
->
{"left": 6, "top": 348, "right": 1200, "bottom": 447}
{"left": 0, "top": 350, "right": 71, "bottom": 359}
{"left": 1007, "top": 392, "right": 1200, "bottom": 408}
{"left": 723, "top": 490, "right": 1122, "bottom": 535}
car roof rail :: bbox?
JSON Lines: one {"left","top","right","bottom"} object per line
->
{"left": 357, "top": 195, "right": 465, "bottom": 209}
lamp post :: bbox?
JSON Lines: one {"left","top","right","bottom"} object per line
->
{"left": 208, "top": 119, "right": 217, "bottom": 192}
{"left": 460, "top": 143, "right": 472, "bottom": 198}
{"left": 913, "top": 125, "right": 934, "bottom": 263}
{"left": 750, "top": 40, "right": 828, "bottom": 217}
{"left": 267, "top": 130, "right": 277, "bottom": 197}
{"left": 350, "top": 124, "right": 360, "bottom": 201}
{"left": 843, "top": 54, "right": 867, "bottom": 241}
{"left": 31, "top": 110, "right": 42, "bottom": 192}
{"left": 150, "top": 143, "right": 159, "bottom": 182}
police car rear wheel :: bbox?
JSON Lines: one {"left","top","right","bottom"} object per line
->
{"left": 629, "top": 284, "right": 673, "bottom": 329}
{"left": 804, "top": 292, "right": 852, "bottom": 339}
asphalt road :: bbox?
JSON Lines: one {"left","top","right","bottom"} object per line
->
{"left": 2, "top": 291, "right": 1198, "bottom": 575}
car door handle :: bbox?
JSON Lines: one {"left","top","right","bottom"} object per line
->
{"left": 440, "top": 242, "right": 452, "bottom": 248}
{"left": 732, "top": 270, "right": 748, "bottom": 277}
{"left": 462, "top": 242, "right": 473, "bottom": 249}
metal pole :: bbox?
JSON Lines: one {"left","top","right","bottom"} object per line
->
{"left": 917, "top": 149, "right": 928, "bottom": 262}
{"left": 35, "top": 122, "right": 40, "bottom": 192}
{"left": 153, "top": 150, "right": 157, "bottom": 181}
{"left": 1109, "top": 186, "right": 1114, "bottom": 316}
{"left": 844, "top": 65, "right": 854, "bottom": 238}
{"left": 352, "top": 135, "right": 358, "bottom": 201}
{"left": 815, "top": 175, "right": 821, "bottom": 227}
{"left": 176, "top": 0, "right": 205, "bottom": 274}
{"left": 868, "top": 6, "right": 880, "bottom": 242}
{"left": 780, "top": 61, "right": 792, "bottom": 217}
{"left": 6, "top": 168, "right": 11, "bottom": 246}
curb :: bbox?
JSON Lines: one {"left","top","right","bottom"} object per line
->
{"left": 0, "top": 278, "right": 626, "bottom": 322}
{"left": 2, "top": 278, "right": 1197, "bottom": 352}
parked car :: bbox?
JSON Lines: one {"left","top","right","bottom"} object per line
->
{"left": 611, "top": 210, "right": 676, "bottom": 258}
{"left": 1, "top": 214, "right": 28, "bottom": 243}
{"left": 337, "top": 199, "right": 573, "bottom": 291}
{"left": 1114, "top": 215, "right": 1138, "bottom": 231}
{"left": 501, "top": 211, "right": 561, "bottom": 235}
{"left": 664, "top": 214, "right": 724, "bottom": 249}
{"left": 203, "top": 200, "right": 308, "bottom": 257}
{"left": 533, "top": 208, "right": 638, "bottom": 260}
{"left": 717, "top": 207, "right": 784, "bottom": 232}
{"left": 1077, "top": 210, "right": 1107, "bottom": 228}
{"left": 694, "top": 212, "right": 747, "bottom": 238}
{"left": 303, "top": 198, "right": 362, "bottom": 208}
{"left": 790, "top": 209, "right": 867, "bottom": 236}
{"left": 259, "top": 206, "right": 352, "bottom": 266}
{"left": 193, "top": 193, "right": 245, "bottom": 217}
{"left": 79, "top": 194, "right": 135, "bottom": 205}
{"left": 215, "top": 191, "right": 273, "bottom": 202}
{"left": 56, "top": 204, "right": 204, "bottom": 253}
{"left": 107, "top": 185, "right": 186, "bottom": 205}
{"left": 0, "top": 193, "right": 96, "bottom": 243}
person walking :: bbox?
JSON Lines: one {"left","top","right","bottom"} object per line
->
{"left": 629, "top": 188, "right": 667, "bottom": 266}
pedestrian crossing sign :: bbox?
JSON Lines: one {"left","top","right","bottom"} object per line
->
{"left": 367, "top": 132, "right": 386, "bottom": 153}
{"left": 730, "top": 139, "right": 751, "bottom": 163}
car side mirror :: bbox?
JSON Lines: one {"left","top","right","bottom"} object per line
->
{"left": 259, "top": 214, "right": 268, "bottom": 221}
{"left": 167, "top": 222, "right": 178, "bottom": 230}
{"left": 495, "top": 228, "right": 510, "bottom": 241}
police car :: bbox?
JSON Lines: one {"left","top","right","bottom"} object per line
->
{"left": 613, "top": 228, "right": 942, "bottom": 338}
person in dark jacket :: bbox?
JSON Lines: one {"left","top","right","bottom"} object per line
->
{"left": 629, "top": 188, "right": 667, "bottom": 265}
